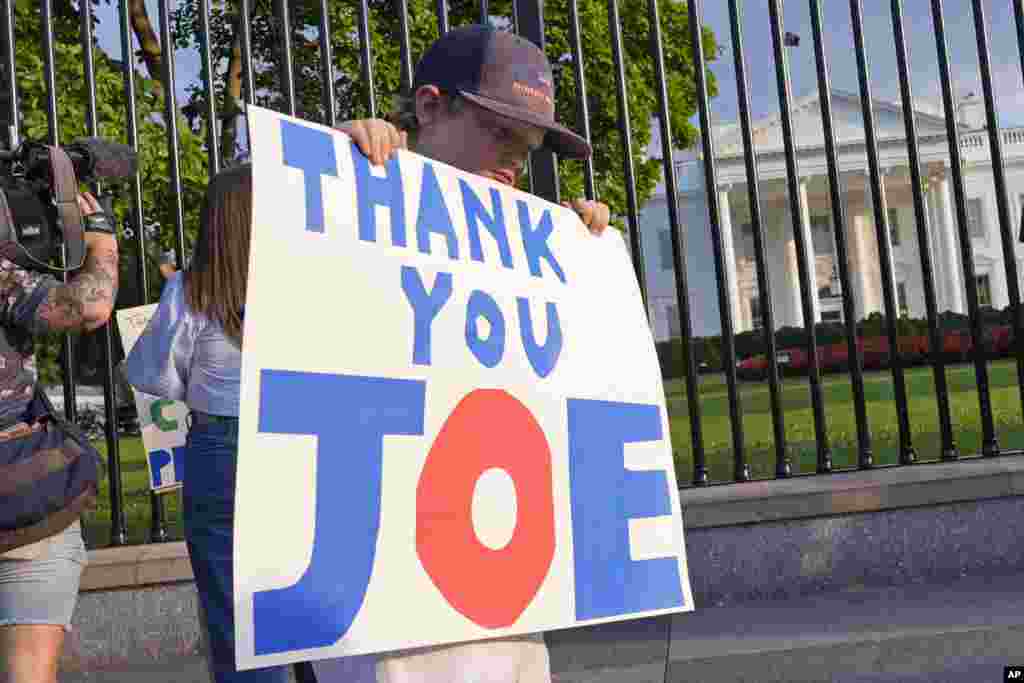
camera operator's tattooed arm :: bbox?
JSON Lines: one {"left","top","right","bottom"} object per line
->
{"left": 32, "top": 237, "right": 119, "bottom": 334}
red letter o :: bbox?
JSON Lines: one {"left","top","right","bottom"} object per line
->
{"left": 416, "top": 389, "right": 555, "bottom": 628}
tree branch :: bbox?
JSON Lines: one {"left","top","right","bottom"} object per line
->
{"left": 128, "top": 0, "right": 163, "bottom": 93}
{"left": 219, "top": 21, "right": 243, "bottom": 161}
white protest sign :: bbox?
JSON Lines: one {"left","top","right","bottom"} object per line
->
{"left": 234, "top": 106, "right": 693, "bottom": 670}
{"left": 116, "top": 304, "right": 186, "bottom": 493}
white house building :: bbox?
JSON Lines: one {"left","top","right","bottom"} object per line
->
{"left": 640, "top": 89, "right": 1024, "bottom": 342}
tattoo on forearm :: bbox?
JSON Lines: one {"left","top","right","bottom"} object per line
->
{"left": 34, "top": 247, "right": 119, "bottom": 333}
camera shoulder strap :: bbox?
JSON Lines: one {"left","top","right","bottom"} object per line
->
{"left": 49, "top": 146, "right": 86, "bottom": 269}
{"left": 0, "top": 184, "right": 20, "bottom": 263}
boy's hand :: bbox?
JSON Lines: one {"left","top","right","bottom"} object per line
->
{"left": 337, "top": 119, "right": 407, "bottom": 167}
{"left": 563, "top": 198, "right": 611, "bottom": 236}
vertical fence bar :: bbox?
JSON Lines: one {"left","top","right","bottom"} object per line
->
{"left": 808, "top": 0, "right": 873, "bottom": 468}
{"left": 154, "top": 0, "right": 189, "bottom": 542}
{"left": 931, "top": 0, "right": 999, "bottom": 457}
{"left": 118, "top": 0, "right": 148, "bottom": 310}
{"left": 274, "top": 0, "right": 296, "bottom": 116}
{"left": 567, "top": 0, "right": 595, "bottom": 201}
{"left": 230, "top": 0, "right": 255, "bottom": 161}
{"left": 318, "top": 0, "right": 337, "bottom": 126}
{"left": 73, "top": 5, "right": 96, "bottom": 130}
{"left": 767, "top": 0, "right": 831, "bottom": 473}
{"left": 238, "top": 0, "right": 256, "bottom": 106}
{"left": 516, "top": 0, "right": 533, "bottom": 197}
{"left": 39, "top": 0, "right": 58, "bottom": 146}
{"left": 199, "top": 0, "right": 220, "bottom": 176}
{"left": 891, "top": 0, "right": 957, "bottom": 460}
{"left": 436, "top": 0, "right": 449, "bottom": 34}
{"left": 651, "top": 0, "right": 707, "bottom": 485}
{"left": 479, "top": 0, "right": 489, "bottom": 25}
{"left": 39, "top": 0, "right": 79, "bottom": 426}
{"left": 76, "top": 3, "right": 99, "bottom": 550}
{"left": 396, "top": 0, "right": 414, "bottom": 92}
{"left": 850, "top": 0, "right": 915, "bottom": 465}
{"left": 1, "top": 0, "right": 17, "bottom": 147}
{"left": 1017, "top": 0, "right": 1024, "bottom": 247}
{"left": 356, "top": 0, "right": 377, "bottom": 118}
{"left": 115, "top": 0, "right": 146, "bottom": 546}
{"left": 158, "top": 0, "right": 187, "bottom": 271}
{"left": 971, "top": 0, "right": 1024, "bottom": 425}
{"left": 728, "top": 0, "right": 789, "bottom": 477}
{"left": 688, "top": 0, "right": 746, "bottom": 483}
{"left": 515, "top": 0, "right": 559, "bottom": 204}
{"left": 1016, "top": 0, "right": 1024, "bottom": 99}
{"left": 606, "top": 0, "right": 646, "bottom": 309}
{"left": 293, "top": 662, "right": 318, "bottom": 683}
{"left": 80, "top": 0, "right": 133, "bottom": 546}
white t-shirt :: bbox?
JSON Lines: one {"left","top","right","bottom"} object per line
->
{"left": 374, "top": 634, "right": 551, "bottom": 683}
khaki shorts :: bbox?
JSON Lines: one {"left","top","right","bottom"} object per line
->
{"left": 0, "top": 521, "right": 86, "bottom": 631}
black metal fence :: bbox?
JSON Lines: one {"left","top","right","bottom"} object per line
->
{"left": 1, "top": 0, "right": 1023, "bottom": 548}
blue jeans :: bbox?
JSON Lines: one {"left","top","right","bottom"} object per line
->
{"left": 183, "top": 416, "right": 290, "bottom": 683}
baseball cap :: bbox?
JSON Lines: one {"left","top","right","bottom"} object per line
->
{"left": 412, "top": 24, "right": 592, "bottom": 159}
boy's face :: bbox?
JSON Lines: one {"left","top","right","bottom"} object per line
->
{"left": 413, "top": 85, "right": 546, "bottom": 189}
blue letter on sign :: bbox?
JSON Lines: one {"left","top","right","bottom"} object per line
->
{"left": 401, "top": 266, "right": 453, "bottom": 366}
{"left": 252, "top": 370, "right": 425, "bottom": 654}
{"left": 281, "top": 120, "right": 337, "bottom": 233}
{"left": 416, "top": 163, "right": 459, "bottom": 259}
{"left": 465, "top": 290, "right": 505, "bottom": 368}
{"left": 516, "top": 298, "right": 562, "bottom": 379}
{"left": 352, "top": 141, "right": 407, "bottom": 246}
{"left": 461, "top": 180, "right": 512, "bottom": 269}
{"left": 567, "top": 399, "right": 683, "bottom": 620}
{"left": 148, "top": 446, "right": 185, "bottom": 488}
{"left": 517, "top": 201, "right": 565, "bottom": 284}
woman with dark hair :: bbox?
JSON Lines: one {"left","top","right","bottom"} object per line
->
{"left": 124, "top": 163, "right": 285, "bottom": 682}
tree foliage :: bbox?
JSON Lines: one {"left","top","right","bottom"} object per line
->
{"left": 1, "top": 0, "right": 719, "bottom": 384}
{"left": 168, "top": 0, "right": 719, "bottom": 217}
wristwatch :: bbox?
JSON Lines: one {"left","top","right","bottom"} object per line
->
{"left": 83, "top": 212, "right": 117, "bottom": 236}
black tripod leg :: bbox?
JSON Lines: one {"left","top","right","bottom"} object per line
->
{"left": 293, "top": 662, "right": 318, "bottom": 683}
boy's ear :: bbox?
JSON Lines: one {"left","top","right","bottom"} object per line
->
{"left": 414, "top": 85, "right": 445, "bottom": 128}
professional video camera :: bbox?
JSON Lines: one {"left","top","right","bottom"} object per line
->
{"left": 0, "top": 137, "right": 137, "bottom": 273}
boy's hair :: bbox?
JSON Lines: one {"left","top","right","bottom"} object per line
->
{"left": 185, "top": 162, "right": 252, "bottom": 348}
{"left": 387, "top": 91, "right": 466, "bottom": 140}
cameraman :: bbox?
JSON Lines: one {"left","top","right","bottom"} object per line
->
{"left": 0, "top": 191, "right": 117, "bottom": 683}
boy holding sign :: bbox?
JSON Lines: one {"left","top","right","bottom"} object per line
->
{"left": 342, "top": 24, "right": 609, "bottom": 236}
{"left": 341, "top": 24, "right": 610, "bottom": 682}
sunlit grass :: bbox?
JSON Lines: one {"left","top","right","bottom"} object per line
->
{"left": 666, "top": 359, "right": 1024, "bottom": 484}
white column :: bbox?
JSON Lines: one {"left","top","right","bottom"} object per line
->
{"left": 923, "top": 182, "right": 947, "bottom": 311}
{"left": 828, "top": 211, "right": 840, "bottom": 273}
{"left": 766, "top": 208, "right": 793, "bottom": 329}
{"left": 842, "top": 172, "right": 874, "bottom": 321}
{"left": 798, "top": 179, "right": 822, "bottom": 325}
{"left": 783, "top": 220, "right": 802, "bottom": 327}
{"left": 740, "top": 290, "right": 753, "bottom": 331}
{"left": 775, "top": 206, "right": 803, "bottom": 328}
{"left": 994, "top": 266, "right": 1010, "bottom": 309}
{"left": 878, "top": 171, "right": 900, "bottom": 314}
{"left": 717, "top": 187, "right": 744, "bottom": 331}
{"left": 850, "top": 210, "right": 878, "bottom": 318}
{"left": 936, "top": 174, "right": 966, "bottom": 313}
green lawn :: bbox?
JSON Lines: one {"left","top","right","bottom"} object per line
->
{"left": 79, "top": 359, "right": 1024, "bottom": 547}
{"left": 665, "top": 359, "right": 1024, "bottom": 484}
{"left": 83, "top": 437, "right": 183, "bottom": 548}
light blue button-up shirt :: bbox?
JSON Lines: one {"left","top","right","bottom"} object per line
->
{"left": 124, "top": 272, "right": 242, "bottom": 417}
